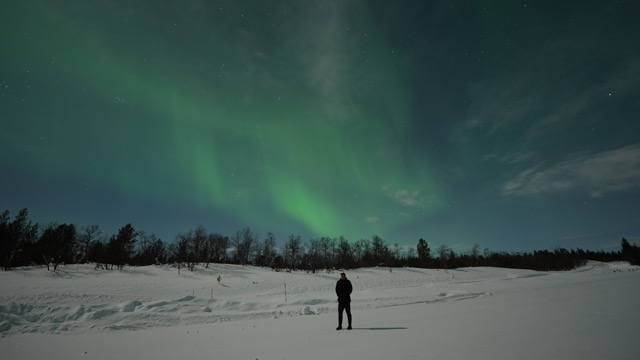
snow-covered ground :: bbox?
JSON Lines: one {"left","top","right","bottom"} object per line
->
{"left": 1, "top": 261, "right": 638, "bottom": 359}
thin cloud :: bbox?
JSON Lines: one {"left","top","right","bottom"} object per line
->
{"left": 393, "top": 189, "right": 422, "bottom": 207}
{"left": 453, "top": 11, "right": 640, "bottom": 155}
{"left": 365, "top": 216, "right": 379, "bottom": 223}
{"left": 484, "top": 151, "right": 537, "bottom": 165}
{"left": 503, "top": 144, "right": 640, "bottom": 197}
{"left": 382, "top": 186, "right": 439, "bottom": 209}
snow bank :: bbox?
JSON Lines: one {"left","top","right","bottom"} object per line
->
{"left": 1, "top": 261, "right": 639, "bottom": 359}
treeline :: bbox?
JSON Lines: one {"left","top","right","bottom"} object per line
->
{"left": 1, "top": 208, "right": 639, "bottom": 272}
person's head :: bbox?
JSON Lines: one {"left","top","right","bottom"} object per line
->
{"left": 340, "top": 272, "right": 346, "bottom": 279}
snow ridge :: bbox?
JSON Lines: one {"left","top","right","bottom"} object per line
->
{"left": 1, "top": 261, "right": 638, "bottom": 337}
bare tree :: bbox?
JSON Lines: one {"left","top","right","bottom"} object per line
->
{"left": 437, "top": 244, "right": 452, "bottom": 269}
{"left": 258, "top": 232, "right": 278, "bottom": 267}
{"left": 371, "top": 235, "right": 388, "bottom": 266}
{"left": 319, "top": 236, "right": 335, "bottom": 269}
{"left": 254, "top": 232, "right": 275, "bottom": 267}
{"left": 176, "top": 230, "right": 196, "bottom": 270}
{"left": 134, "top": 232, "right": 165, "bottom": 265}
{"left": 232, "top": 227, "right": 256, "bottom": 266}
{"left": 78, "top": 225, "right": 101, "bottom": 263}
{"left": 407, "top": 247, "right": 416, "bottom": 264}
{"left": 284, "top": 234, "right": 303, "bottom": 271}
{"left": 392, "top": 243, "right": 401, "bottom": 264}
{"left": 470, "top": 243, "right": 481, "bottom": 266}
{"left": 352, "top": 239, "right": 368, "bottom": 265}
{"left": 306, "top": 238, "right": 321, "bottom": 272}
{"left": 231, "top": 229, "right": 242, "bottom": 264}
{"left": 207, "top": 233, "right": 229, "bottom": 264}
{"left": 193, "top": 225, "right": 208, "bottom": 264}
{"left": 336, "top": 236, "right": 353, "bottom": 269}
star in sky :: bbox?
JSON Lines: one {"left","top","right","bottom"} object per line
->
{"left": 1, "top": 0, "right": 639, "bottom": 252}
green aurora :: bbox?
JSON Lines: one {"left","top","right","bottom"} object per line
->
{"left": 2, "top": 1, "right": 445, "bottom": 241}
{"left": 2, "top": 1, "right": 639, "bottom": 250}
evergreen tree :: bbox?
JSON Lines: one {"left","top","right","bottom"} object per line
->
{"left": 37, "top": 223, "right": 76, "bottom": 270}
{"left": 106, "top": 224, "right": 137, "bottom": 270}
{"left": 0, "top": 209, "right": 39, "bottom": 269}
{"left": 621, "top": 238, "right": 640, "bottom": 265}
{"left": 416, "top": 238, "right": 431, "bottom": 267}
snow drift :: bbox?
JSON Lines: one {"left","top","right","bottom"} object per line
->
{"left": 1, "top": 262, "right": 638, "bottom": 359}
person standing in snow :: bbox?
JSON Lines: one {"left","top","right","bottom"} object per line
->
{"left": 335, "top": 272, "right": 353, "bottom": 330}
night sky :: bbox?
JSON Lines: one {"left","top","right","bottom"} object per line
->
{"left": 2, "top": 0, "right": 639, "bottom": 252}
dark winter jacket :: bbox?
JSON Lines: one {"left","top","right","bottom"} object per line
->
{"left": 336, "top": 278, "right": 352, "bottom": 303}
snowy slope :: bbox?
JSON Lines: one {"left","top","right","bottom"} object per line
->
{"left": 1, "top": 262, "right": 639, "bottom": 359}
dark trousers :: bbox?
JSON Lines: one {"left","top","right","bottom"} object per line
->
{"left": 338, "top": 302, "right": 352, "bottom": 326}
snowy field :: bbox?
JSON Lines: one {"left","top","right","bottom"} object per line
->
{"left": 1, "top": 261, "right": 639, "bottom": 359}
